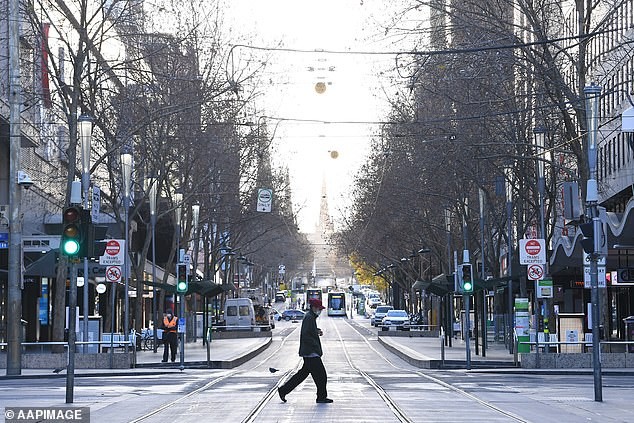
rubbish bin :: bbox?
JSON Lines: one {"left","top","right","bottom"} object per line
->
{"left": 623, "top": 316, "right": 634, "bottom": 353}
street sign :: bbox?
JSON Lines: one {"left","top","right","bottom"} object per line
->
{"left": 257, "top": 188, "right": 273, "bottom": 213}
{"left": 178, "top": 317, "right": 186, "bottom": 333}
{"left": 99, "top": 239, "right": 125, "bottom": 265}
{"left": 583, "top": 253, "right": 606, "bottom": 288}
{"left": 105, "top": 266, "right": 122, "bottom": 283}
{"left": 183, "top": 254, "right": 191, "bottom": 264}
{"left": 536, "top": 279, "right": 553, "bottom": 298}
{"left": 519, "top": 238, "right": 546, "bottom": 264}
{"left": 91, "top": 186, "right": 101, "bottom": 223}
{"left": 278, "top": 264, "right": 286, "bottom": 275}
{"left": 527, "top": 263, "right": 544, "bottom": 280}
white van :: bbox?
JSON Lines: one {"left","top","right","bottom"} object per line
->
{"left": 224, "top": 298, "right": 256, "bottom": 330}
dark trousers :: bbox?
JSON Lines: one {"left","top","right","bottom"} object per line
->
{"left": 279, "top": 356, "right": 327, "bottom": 400}
{"left": 163, "top": 331, "right": 177, "bottom": 362}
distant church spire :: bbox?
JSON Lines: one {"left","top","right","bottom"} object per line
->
{"left": 317, "top": 176, "right": 334, "bottom": 235}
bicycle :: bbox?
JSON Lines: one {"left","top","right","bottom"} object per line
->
{"left": 139, "top": 329, "right": 156, "bottom": 351}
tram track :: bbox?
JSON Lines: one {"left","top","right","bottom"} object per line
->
{"left": 343, "top": 319, "right": 531, "bottom": 423}
{"left": 129, "top": 327, "right": 301, "bottom": 423}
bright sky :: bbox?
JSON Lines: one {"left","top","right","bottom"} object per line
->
{"left": 221, "top": 0, "right": 401, "bottom": 232}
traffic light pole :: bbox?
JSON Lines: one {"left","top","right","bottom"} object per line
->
{"left": 66, "top": 260, "right": 78, "bottom": 403}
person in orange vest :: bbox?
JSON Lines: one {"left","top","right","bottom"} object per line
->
{"left": 162, "top": 309, "right": 178, "bottom": 362}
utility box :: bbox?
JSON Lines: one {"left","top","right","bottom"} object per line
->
{"left": 623, "top": 316, "right": 634, "bottom": 353}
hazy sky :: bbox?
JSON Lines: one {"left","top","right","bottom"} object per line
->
{"left": 221, "top": 0, "right": 401, "bottom": 232}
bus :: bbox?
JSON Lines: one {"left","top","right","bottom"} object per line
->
{"left": 327, "top": 292, "right": 346, "bottom": 317}
{"left": 306, "top": 288, "right": 322, "bottom": 305}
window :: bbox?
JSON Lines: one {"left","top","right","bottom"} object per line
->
{"left": 227, "top": 306, "right": 237, "bottom": 316}
{"left": 239, "top": 305, "right": 251, "bottom": 316}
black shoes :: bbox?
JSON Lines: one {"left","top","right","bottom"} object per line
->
{"left": 316, "top": 398, "right": 333, "bottom": 403}
{"left": 161, "top": 360, "right": 167, "bottom": 363}
{"left": 278, "top": 388, "right": 286, "bottom": 403}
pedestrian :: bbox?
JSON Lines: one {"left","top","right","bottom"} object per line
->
{"left": 277, "top": 298, "right": 333, "bottom": 404}
{"left": 162, "top": 309, "right": 178, "bottom": 362}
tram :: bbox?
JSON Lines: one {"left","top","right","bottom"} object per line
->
{"left": 327, "top": 291, "right": 347, "bottom": 316}
{"left": 306, "top": 288, "right": 322, "bottom": 304}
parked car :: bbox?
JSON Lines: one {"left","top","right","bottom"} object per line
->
{"left": 280, "top": 309, "right": 305, "bottom": 321}
{"left": 371, "top": 305, "right": 393, "bottom": 326}
{"left": 381, "top": 309, "right": 410, "bottom": 331}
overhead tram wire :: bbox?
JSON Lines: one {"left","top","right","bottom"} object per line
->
{"left": 226, "top": 27, "right": 618, "bottom": 59}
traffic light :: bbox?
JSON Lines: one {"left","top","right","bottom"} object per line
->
{"left": 176, "top": 263, "right": 189, "bottom": 293}
{"left": 461, "top": 263, "right": 473, "bottom": 293}
{"left": 579, "top": 221, "right": 594, "bottom": 254}
{"left": 87, "top": 225, "right": 108, "bottom": 258}
{"left": 61, "top": 206, "right": 88, "bottom": 257}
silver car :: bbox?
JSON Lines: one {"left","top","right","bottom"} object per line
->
{"left": 381, "top": 309, "right": 410, "bottom": 331}
{"left": 371, "top": 305, "right": 393, "bottom": 326}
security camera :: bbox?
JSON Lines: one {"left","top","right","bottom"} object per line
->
{"left": 17, "top": 171, "right": 34, "bottom": 189}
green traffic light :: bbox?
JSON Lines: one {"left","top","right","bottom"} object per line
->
{"left": 177, "top": 281, "right": 187, "bottom": 292}
{"left": 63, "top": 239, "right": 81, "bottom": 255}
{"left": 463, "top": 281, "right": 473, "bottom": 292}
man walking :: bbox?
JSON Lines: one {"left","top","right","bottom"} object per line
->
{"left": 277, "top": 298, "right": 333, "bottom": 403}
{"left": 162, "top": 309, "right": 178, "bottom": 363}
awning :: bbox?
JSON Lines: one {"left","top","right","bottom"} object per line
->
{"left": 24, "top": 250, "right": 58, "bottom": 277}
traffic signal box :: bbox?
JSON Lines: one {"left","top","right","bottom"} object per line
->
{"left": 579, "top": 221, "right": 594, "bottom": 254}
{"left": 176, "top": 263, "right": 189, "bottom": 293}
{"left": 61, "top": 206, "right": 89, "bottom": 258}
{"left": 460, "top": 263, "right": 474, "bottom": 294}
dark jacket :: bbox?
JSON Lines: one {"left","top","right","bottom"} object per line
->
{"left": 298, "top": 309, "right": 322, "bottom": 357}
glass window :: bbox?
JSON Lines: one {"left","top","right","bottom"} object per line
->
{"left": 239, "top": 305, "right": 251, "bottom": 316}
{"left": 227, "top": 306, "right": 237, "bottom": 316}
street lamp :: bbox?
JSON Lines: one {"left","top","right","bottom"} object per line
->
{"left": 120, "top": 146, "right": 132, "bottom": 342}
{"left": 504, "top": 165, "right": 514, "bottom": 353}
{"left": 478, "top": 188, "right": 487, "bottom": 357}
{"left": 533, "top": 126, "right": 547, "bottom": 359}
{"left": 173, "top": 189, "right": 184, "bottom": 369}
{"left": 584, "top": 83, "right": 603, "bottom": 402}
{"left": 147, "top": 174, "right": 158, "bottom": 352}
{"left": 237, "top": 253, "right": 246, "bottom": 297}
{"left": 78, "top": 114, "right": 93, "bottom": 353}
{"left": 191, "top": 203, "right": 200, "bottom": 342}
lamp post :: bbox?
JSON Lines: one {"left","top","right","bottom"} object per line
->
{"left": 191, "top": 203, "right": 200, "bottom": 342}
{"left": 174, "top": 190, "right": 184, "bottom": 369}
{"left": 478, "top": 188, "right": 487, "bottom": 357}
{"left": 534, "top": 126, "right": 547, "bottom": 359}
{"left": 147, "top": 175, "right": 158, "bottom": 352}
{"left": 584, "top": 83, "right": 603, "bottom": 402}
{"left": 444, "top": 209, "right": 453, "bottom": 347}
{"left": 120, "top": 147, "right": 132, "bottom": 342}
{"left": 237, "top": 253, "right": 246, "bottom": 298}
{"left": 78, "top": 114, "right": 93, "bottom": 353}
{"left": 505, "top": 165, "right": 514, "bottom": 353}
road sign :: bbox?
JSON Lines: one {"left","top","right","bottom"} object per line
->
{"left": 536, "top": 279, "right": 553, "bottom": 298}
{"left": 105, "top": 265, "right": 122, "bottom": 283}
{"left": 99, "top": 239, "right": 125, "bottom": 265}
{"left": 583, "top": 252, "right": 606, "bottom": 288}
{"left": 519, "top": 238, "right": 546, "bottom": 264}
{"left": 257, "top": 188, "right": 273, "bottom": 213}
{"left": 278, "top": 264, "right": 286, "bottom": 275}
{"left": 91, "top": 186, "right": 101, "bottom": 223}
{"left": 527, "top": 263, "right": 544, "bottom": 280}
{"left": 178, "top": 317, "right": 186, "bottom": 333}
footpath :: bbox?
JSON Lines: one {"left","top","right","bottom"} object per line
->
{"left": 0, "top": 336, "right": 271, "bottom": 380}
{"left": 378, "top": 333, "right": 634, "bottom": 375}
